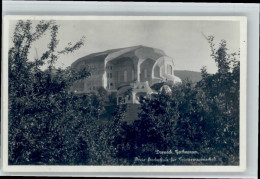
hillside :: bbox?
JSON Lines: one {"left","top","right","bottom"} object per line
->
{"left": 174, "top": 70, "right": 202, "bottom": 84}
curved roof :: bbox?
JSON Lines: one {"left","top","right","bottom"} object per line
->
{"left": 71, "top": 45, "right": 167, "bottom": 68}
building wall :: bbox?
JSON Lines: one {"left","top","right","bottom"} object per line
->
{"left": 71, "top": 55, "right": 106, "bottom": 93}
{"left": 105, "top": 63, "right": 115, "bottom": 90}
{"left": 140, "top": 58, "right": 155, "bottom": 85}
{"left": 160, "top": 56, "right": 175, "bottom": 82}
{"left": 151, "top": 56, "right": 175, "bottom": 85}
{"left": 83, "top": 75, "right": 104, "bottom": 92}
{"left": 108, "top": 57, "right": 136, "bottom": 89}
{"left": 71, "top": 50, "right": 179, "bottom": 94}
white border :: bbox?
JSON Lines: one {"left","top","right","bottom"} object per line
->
{"left": 2, "top": 15, "right": 247, "bottom": 173}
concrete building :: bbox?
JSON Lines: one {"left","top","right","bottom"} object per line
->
{"left": 71, "top": 45, "right": 181, "bottom": 104}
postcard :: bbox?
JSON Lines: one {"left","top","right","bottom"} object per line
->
{"left": 1, "top": 16, "right": 247, "bottom": 172}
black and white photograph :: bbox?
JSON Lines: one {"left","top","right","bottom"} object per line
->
{"left": 2, "top": 16, "right": 247, "bottom": 172}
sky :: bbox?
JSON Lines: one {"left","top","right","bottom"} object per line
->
{"left": 9, "top": 19, "right": 240, "bottom": 74}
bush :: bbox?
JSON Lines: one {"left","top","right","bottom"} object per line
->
{"left": 112, "top": 37, "right": 240, "bottom": 165}
{"left": 8, "top": 20, "right": 119, "bottom": 165}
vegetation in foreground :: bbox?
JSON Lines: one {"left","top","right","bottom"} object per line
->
{"left": 8, "top": 20, "right": 240, "bottom": 165}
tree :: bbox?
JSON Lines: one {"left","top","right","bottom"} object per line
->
{"left": 112, "top": 88, "right": 178, "bottom": 164}
{"left": 112, "top": 36, "right": 240, "bottom": 165}
{"left": 196, "top": 36, "right": 240, "bottom": 165}
{"left": 8, "top": 20, "right": 117, "bottom": 165}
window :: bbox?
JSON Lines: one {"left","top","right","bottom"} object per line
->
{"left": 124, "top": 70, "right": 127, "bottom": 82}
{"left": 110, "top": 73, "right": 112, "bottom": 78}
{"left": 119, "top": 97, "right": 122, "bottom": 103}
{"left": 110, "top": 66, "right": 112, "bottom": 70}
{"left": 116, "top": 71, "right": 120, "bottom": 83}
{"left": 167, "top": 64, "right": 173, "bottom": 75}
{"left": 110, "top": 83, "right": 113, "bottom": 86}
{"left": 154, "top": 66, "right": 160, "bottom": 77}
{"left": 132, "top": 70, "right": 134, "bottom": 80}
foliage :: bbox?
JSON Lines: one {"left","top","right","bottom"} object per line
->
{"left": 113, "top": 81, "right": 210, "bottom": 165}
{"left": 195, "top": 36, "right": 240, "bottom": 165}
{"left": 112, "top": 36, "right": 240, "bottom": 165}
{"left": 108, "top": 92, "right": 117, "bottom": 105}
{"left": 8, "top": 20, "right": 118, "bottom": 165}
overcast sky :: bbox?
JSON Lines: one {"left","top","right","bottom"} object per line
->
{"left": 9, "top": 20, "right": 240, "bottom": 73}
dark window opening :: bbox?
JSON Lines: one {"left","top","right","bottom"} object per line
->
{"left": 119, "top": 97, "right": 122, "bottom": 103}
{"left": 139, "top": 95, "right": 144, "bottom": 101}
{"left": 167, "top": 64, "right": 173, "bottom": 75}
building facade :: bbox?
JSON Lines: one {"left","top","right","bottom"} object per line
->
{"left": 71, "top": 45, "right": 181, "bottom": 104}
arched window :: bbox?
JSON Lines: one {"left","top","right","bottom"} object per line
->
{"left": 132, "top": 70, "right": 134, "bottom": 80}
{"left": 144, "top": 69, "right": 147, "bottom": 78}
{"left": 154, "top": 66, "right": 160, "bottom": 77}
{"left": 167, "top": 64, "right": 173, "bottom": 75}
{"left": 124, "top": 70, "right": 127, "bottom": 82}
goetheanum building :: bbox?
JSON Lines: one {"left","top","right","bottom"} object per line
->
{"left": 71, "top": 45, "right": 181, "bottom": 104}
